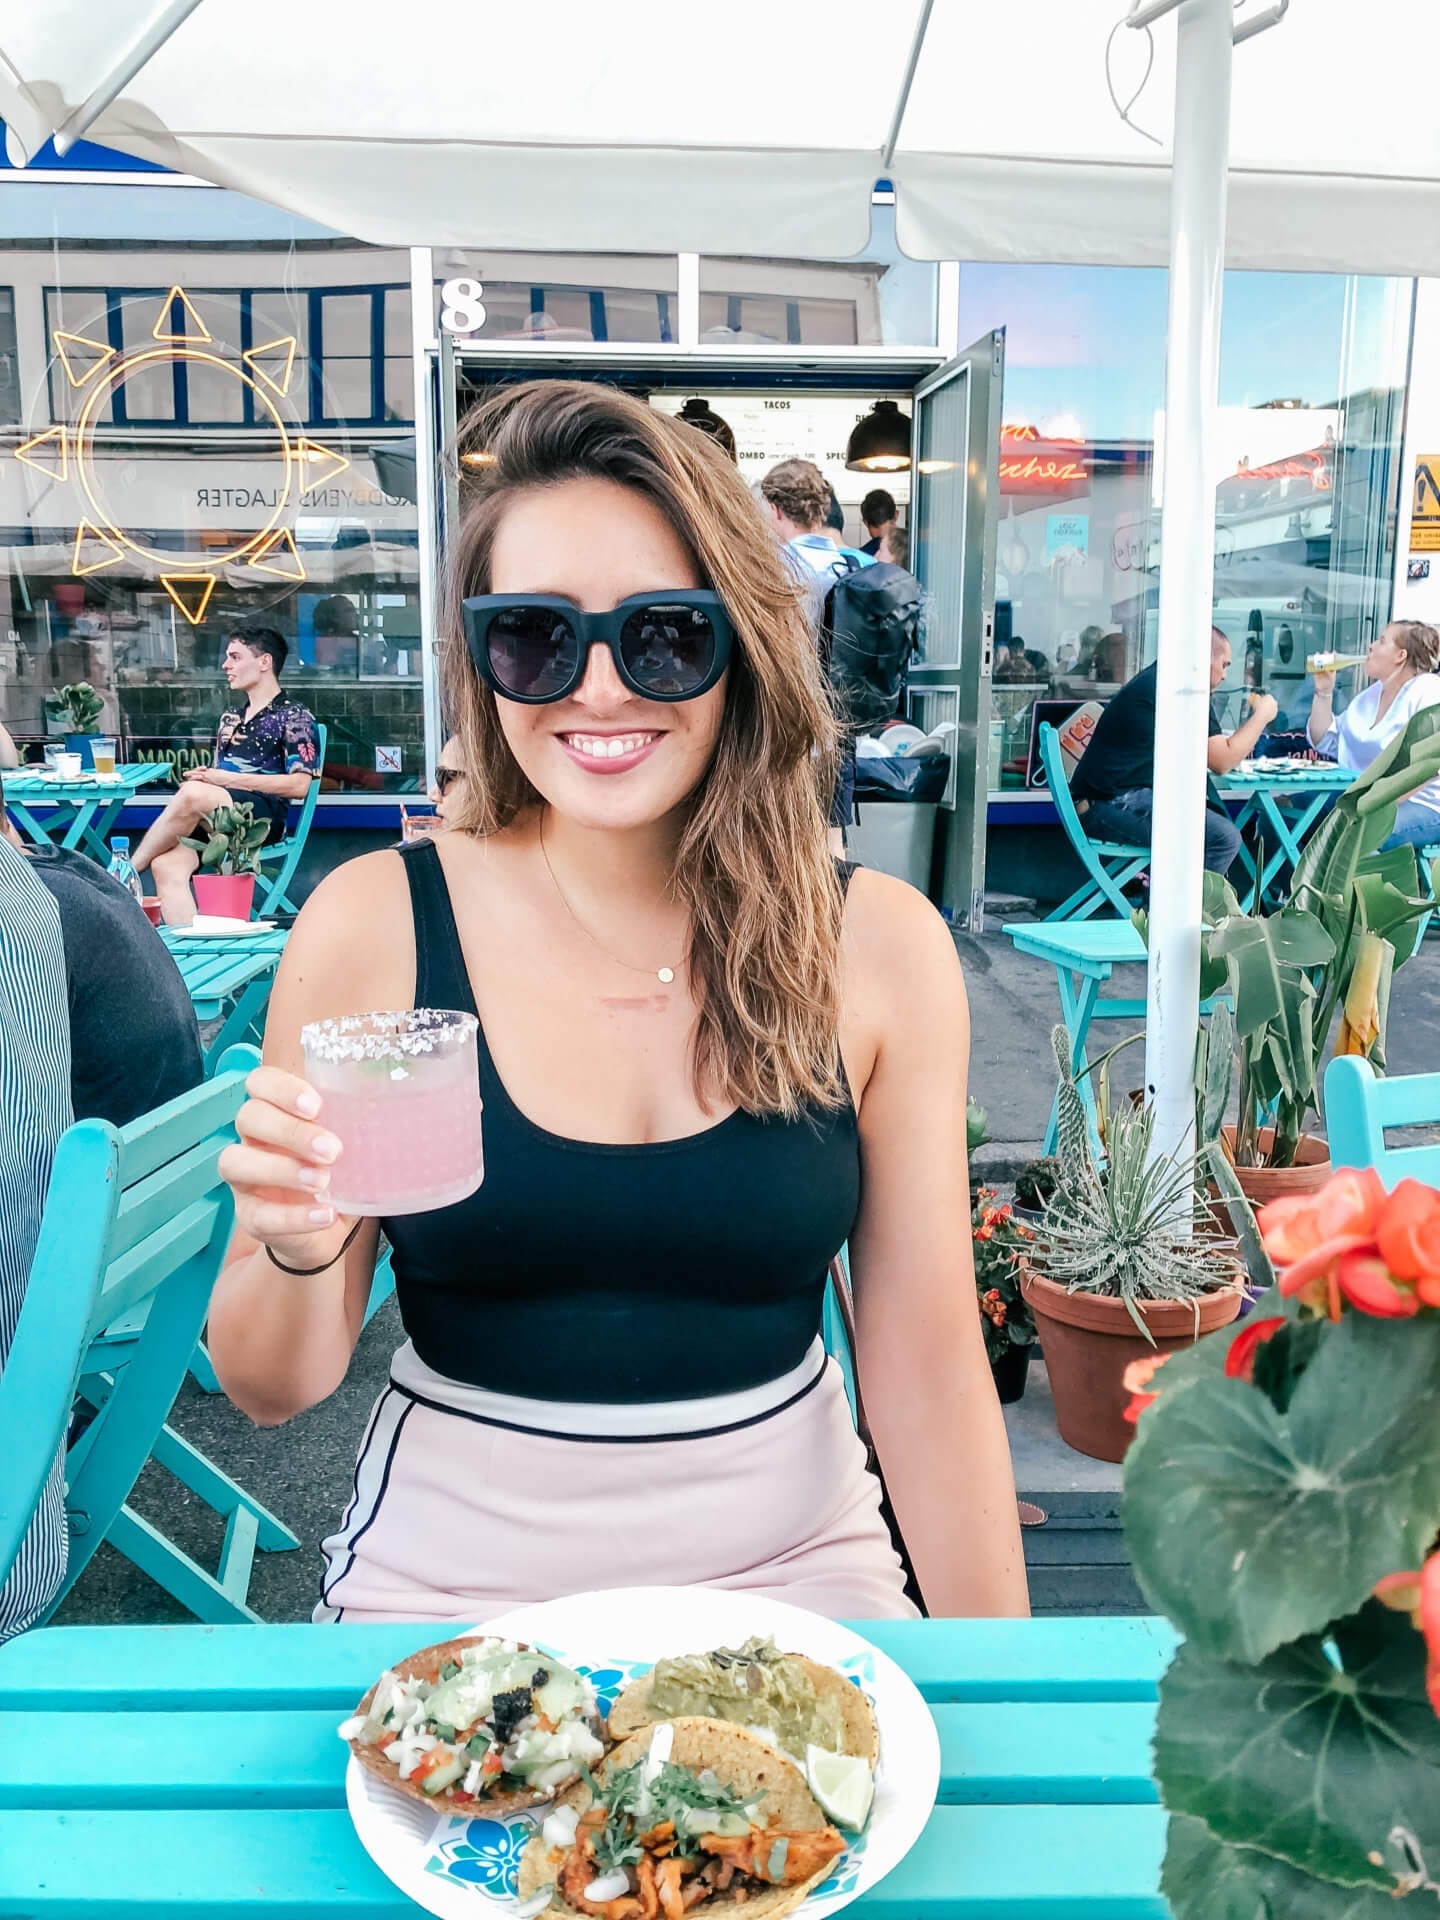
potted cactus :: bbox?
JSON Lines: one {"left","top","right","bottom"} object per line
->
{"left": 182, "top": 800, "right": 269, "bottom": 920}
{"left": 48, "top": 681, "right": 105, "bottom": 767}
{"left": 1020, "top": 1026, "right": 1245, "bottom": 1462}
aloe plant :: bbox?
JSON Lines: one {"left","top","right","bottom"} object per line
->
{"left": 181, "top": 800, "right": 270, "bottom": 877}
{"left": 1036, "top": 1026, "right": 1237, "bottom": 1337}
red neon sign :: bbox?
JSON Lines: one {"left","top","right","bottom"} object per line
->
{"left": 1000, "top": 424, "right": 1088, "bottom": 493}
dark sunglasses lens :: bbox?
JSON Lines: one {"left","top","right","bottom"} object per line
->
{"left": 434, "top": 765, "right": 462, "bottom": 793}
{"left": 618, "top": 603, "right": 718, "bottom": 697}
{"left": 485, "top": 606, "right": 580, "bottom": 699}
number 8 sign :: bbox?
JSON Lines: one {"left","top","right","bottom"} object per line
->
{"left": 440, "top": 278, "right": 487, "bottom": 335}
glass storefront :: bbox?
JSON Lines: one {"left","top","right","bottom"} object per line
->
{"left": 1, "top": 181, "right": 424, "bottom": 797}
{"left": 0, "top": 160, "right": 1418, "bottom": 835}
{"left": 956, "top": 264, "right": 1414, "bottom": 790}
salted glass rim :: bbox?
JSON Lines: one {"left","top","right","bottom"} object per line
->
{"left": 300, "top": 1007, "right": 479, "bottom": 1064}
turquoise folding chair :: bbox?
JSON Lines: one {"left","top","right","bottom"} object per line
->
{"left": 0, "top": 1046, "right": 298, "bottom": 1627}
{"left": 1037, "top": 723, "right": 1151, "bottom": 922}
{"left": 1324, "top": 1055, "right": 1440, "bottom": 1190}
{"left": 254, "top": 721, "right": 326, "bottom": 917}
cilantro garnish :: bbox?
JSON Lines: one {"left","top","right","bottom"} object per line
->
{"left": 589, "top": 1761, "right": 764, "bottom": 1877}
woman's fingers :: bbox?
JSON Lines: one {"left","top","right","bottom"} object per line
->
{"left": 245, "top": 1063, "right": 326, "bottom": 1122}
{"left": 236, "top": 1094, "right": 342, "bottom": 1169}
{"left": 240, "top": 1195, "right": 339, "bottom": 1243}
{"left": 219, "top": 1142, "right": 332, "bottom": 1196}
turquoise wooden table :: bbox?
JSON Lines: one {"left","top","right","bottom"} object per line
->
{"left": 2, "top": 763, "right": 168, "bottom": 861}
{"left": 161, "top": 928, "right": 289, "bottom": 1066}
{"left": 1211, "top": 762, "right": 1354, "bottom": 901}
{"left": 1005, "top": 919, "right": 1147, "bottom": 1152}
{"left": 0, "top": 1616, "right": 1176, "bottom": 1918}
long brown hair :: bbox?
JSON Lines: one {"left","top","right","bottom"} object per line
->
{"left": 441, "top": 379, "right": 844, "bottom": 1119}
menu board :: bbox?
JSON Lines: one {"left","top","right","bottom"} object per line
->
{"left": 651, "top": 392, "right": 912, "bottom": 511}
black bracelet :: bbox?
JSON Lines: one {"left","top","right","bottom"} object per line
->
{"left": 263, "top": 1215, "right": 365, "bottom": 1277}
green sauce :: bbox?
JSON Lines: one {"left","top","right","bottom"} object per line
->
{"left": 646, "top": 1636, "right": 842, "bottom": 1755}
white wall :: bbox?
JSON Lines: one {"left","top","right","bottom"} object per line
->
{"left": 1393, "top": 278, "right": 1440, "bottom": 627}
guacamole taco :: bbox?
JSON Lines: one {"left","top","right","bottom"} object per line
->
{"left": 340, "top": 1634, "right": 605, "bottom": 1812}
{"left": 519, "top": 1718, "right": 847, "bottom": 1920}
{"left": 608, "top": 1636, "right": 878, "bottom": 1767}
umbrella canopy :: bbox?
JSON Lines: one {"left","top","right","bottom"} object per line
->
{"left": 2, "top": 0, "right": 1436, "bottom": 272}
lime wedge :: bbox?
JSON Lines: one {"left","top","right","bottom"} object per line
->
{"left": 805, "top": 1744, "right": 874, "bottom": 1830}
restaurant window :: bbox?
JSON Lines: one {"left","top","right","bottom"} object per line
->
{"left": 956, "top": 263, "right": 1412, "bottom": 792}
{"left": 432, "top": 250, "right": 679, "bottom": 344}
{"left": 700, "top": 204, "right": 938, "bottom": 350}
{"left": 0, "top": 288, "right": 18, "bottom": 425}
{"left": 5, "top": 186, "right": 424, "bottom": 798}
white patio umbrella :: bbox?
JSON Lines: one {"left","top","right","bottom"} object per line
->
{"left": 4, "top": 0, "right": 1439, "bottom": 1159}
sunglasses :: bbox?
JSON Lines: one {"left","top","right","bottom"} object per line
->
{"left": 463, "top": 590, "right": 734, "bottom": 705}
{"left": 433, "top": 765, "right": 464, "bottom": 795}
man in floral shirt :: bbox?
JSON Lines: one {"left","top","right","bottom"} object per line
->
{"left": 133, "top": 624, "right": 320, "bottom": 923}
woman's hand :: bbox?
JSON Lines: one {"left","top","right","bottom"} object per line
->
{"left": 218, "top": 1064, "right": 349, "bottom": 1265}
{"left": 1311, "top": 669, "right": 1337, "bottom": 697}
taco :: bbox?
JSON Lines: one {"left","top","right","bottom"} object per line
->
{"left": 339, "top": 1633, "right": 605, "bottom": 1812}
{"left": 608, "top": 1636, "right": 878, "bottom": 1767}
{"left": 519, "top": 1718, "right": 847, "bottom": 1920}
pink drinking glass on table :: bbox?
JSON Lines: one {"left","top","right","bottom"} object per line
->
{"left": 300, "top": 1009, "right": 483, "bottom": 1217}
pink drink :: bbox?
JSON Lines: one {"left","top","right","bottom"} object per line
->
{"left": 301, "top": 1009, "right": 483, "bottom": 1217}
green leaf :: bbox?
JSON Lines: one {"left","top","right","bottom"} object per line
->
{"left": 1123, "top": 1311, "right": 1440, "bottom": 1662}
{"left": 1155, "top": 1606, "right": 1440, "bottom": 1893}
{"left": 1161, "top": 1813, "right": 1414, "bottom": 1920}
{"left": 200, "top": 837, "right": 230, "bottom": 871}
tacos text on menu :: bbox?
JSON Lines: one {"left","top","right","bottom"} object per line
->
{"left": 340, "top": 1634, "right": 605, "bottom": 1812}
{"left": 520, "top": 1718, "right": 847, "bottom": 1920}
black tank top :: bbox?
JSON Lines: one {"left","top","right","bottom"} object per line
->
{"left": 381, "top": 840, "right": 861, "bottom": 1404}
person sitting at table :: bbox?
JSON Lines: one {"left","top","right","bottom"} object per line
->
{"left": 209, "top": 377, "right": 1029, "bottom": 1626}
{"left": 1069, "top": 629, "right": 1276, "bottom": 877}
{"left": 1306, "top": 619, "right": 1440, "bottom": 850}
{"left": 130, "top": 626, "right": 320, "bottom": 925}
{"left": 0, "top": 837, "right": 72, "bottom": 1643}
{"left": 0, "top": 771, "right": 204, "bottom": 1128}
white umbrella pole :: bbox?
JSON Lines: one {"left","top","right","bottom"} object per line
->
{"left": 1142, "top": 0, "right": 1233, "bottom": 1167}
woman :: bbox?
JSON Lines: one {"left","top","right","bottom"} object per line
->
{"left": 210, "top": 380, "right": 1026, "bottom": 1625}
{"left": 428, "top": 736, "right": 466, "bottom": 822}
{"left": 1307, "top": 620, "right": 1440, "bottom": 849}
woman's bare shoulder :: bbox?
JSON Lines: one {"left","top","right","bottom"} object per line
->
{"left": 840, "top": 865, "right": 968, "bottom": 1063}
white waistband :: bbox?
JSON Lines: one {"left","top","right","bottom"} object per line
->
{"left": 388, "top": 1337, "right": 828, "bottom": 1439}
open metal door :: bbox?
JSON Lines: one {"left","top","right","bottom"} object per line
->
{"left": 907, "top": 330, "right": 1004, "bottom": 930}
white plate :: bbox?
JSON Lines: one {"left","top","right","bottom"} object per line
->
{"left": 169, "top": 916, "right": 277, "bottom": 936}
{"left": 345, "top": 1586, "right": 940, "bottom": 1920}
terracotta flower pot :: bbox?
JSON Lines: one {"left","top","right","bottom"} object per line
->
{"left": 1218, "top": 1125, "right": 1331, "bottom": 1207}
{"left": 1021, "top": 1264, "right": 1244, "bottom": 1464}
{"left": 990, "top": 1342, "right": 1033, "bottom": 1405}
{"left": 192, "top": 872, "right": 256, "bottom": 921}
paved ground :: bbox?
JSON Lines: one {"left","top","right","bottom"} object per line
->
{"left": 54, "top": 911, "right": 1440, "bottom": 1627}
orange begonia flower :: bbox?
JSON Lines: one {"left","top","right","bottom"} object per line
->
{"left": 1376, "top": 1179, "right": 1440, "bottom": 1283}
{"left": 1333, "top": 1251, "right": 1421, "bottom": 1318}
{"left": 1223, "top": 1315, "right": 1285, "bottom": 1384}
{"left": 1375, "top": 1553, "right": 1440, "bottom": 1719}
{"left": 1260, "top": 1169, "right": 1389, "bottom": 1319}
{"left": 1121, "top": 1352, "right": 1170, "bottom": 1424}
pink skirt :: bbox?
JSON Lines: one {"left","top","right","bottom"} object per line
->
{"left": 315, "top": 1338, "right": 918, "bottom": 1624}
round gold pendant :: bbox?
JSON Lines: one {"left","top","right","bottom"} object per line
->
{"left": 657, "top": 967, "right": 675, "bottom": 985}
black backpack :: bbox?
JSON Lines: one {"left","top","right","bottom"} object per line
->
{"left": 822, "top": 559, "right": 923, "bottom": 731}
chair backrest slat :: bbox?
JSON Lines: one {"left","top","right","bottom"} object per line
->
{"left": 0, "top": 1049, "right": 258, "bottom": 1610}
{"left": 1038, "top": 723, "right": 1089, "bottom": 849}
{"left": 117, "top": 1072, "right": 260, "bottom": 1187}
{"left": 108, "top": 1132, "right": 237, "bottom": 1262}
{"left": 94, "top": 1199, "right": 225, "bottom": 1340}
{"left": 1324, "top": 1055, "right": 1440, "bottom": 1190}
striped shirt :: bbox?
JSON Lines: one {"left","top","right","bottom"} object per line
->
{"left": 0, "top": 838, "right": 73, "bottom": 1641}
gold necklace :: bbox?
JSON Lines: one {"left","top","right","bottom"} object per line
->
{"left": 539, "top": 816, "right": 682, "bottom": 986}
